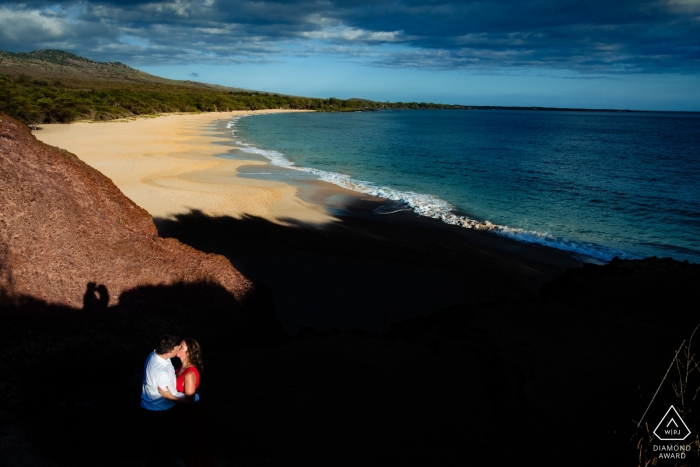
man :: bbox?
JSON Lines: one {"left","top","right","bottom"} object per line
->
{"left": 141, "top": 334, "right": 184, "bottom": 411}
{"left": 140, "top": 334, "right": 185, "bottom": 465}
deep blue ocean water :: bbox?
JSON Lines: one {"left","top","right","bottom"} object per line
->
{"left": 226, "top": 109, "right": 700, "bottom": 263}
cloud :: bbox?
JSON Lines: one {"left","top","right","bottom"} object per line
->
{"left": 300, "top": 24, "right": 406, "bottom": 43}
{"left": 0, "top": 7, "right": 74, "bottom": 44}
{"left": 0, "top": 0, "right": 698, "bottom": 73}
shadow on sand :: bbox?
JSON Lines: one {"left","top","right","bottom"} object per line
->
{"left": 154, "top": 209, "right": 575, "bottom": 335}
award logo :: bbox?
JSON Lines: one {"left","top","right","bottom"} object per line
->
{"left": 653, "top": 406, "right": 691, "bottom": 441}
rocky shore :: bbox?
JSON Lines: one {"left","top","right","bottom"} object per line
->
{"left": 2, "top": 113, "right": 699, "bottom": 466}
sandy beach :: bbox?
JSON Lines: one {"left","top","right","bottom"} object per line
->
{"left": 33, "top": 110, "right": 336, "bottom": 226}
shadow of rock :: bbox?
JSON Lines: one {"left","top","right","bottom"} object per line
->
{"left": 154, "top": 210, "right": 569, "bottom": 335}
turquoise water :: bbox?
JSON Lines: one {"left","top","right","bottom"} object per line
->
{"left": 226, "top": 110, "right": 700, "bottom": 263}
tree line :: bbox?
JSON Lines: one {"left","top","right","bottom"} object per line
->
{"left": 0, "top": 74, "right": 465, "bottom": 124}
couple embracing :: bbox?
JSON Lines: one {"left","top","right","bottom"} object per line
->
{"left": 141, "top": 334, "right": 213, "bottom": 467}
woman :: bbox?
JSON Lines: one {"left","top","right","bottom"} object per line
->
{"left": 158, "top": 338, "right": 214, "bottom": 467}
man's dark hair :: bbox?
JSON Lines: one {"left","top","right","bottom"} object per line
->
{"left": 155, "top": 334, "right": 181, "bottom": 355}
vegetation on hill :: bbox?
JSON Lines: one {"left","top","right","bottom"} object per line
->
{"left": 12, "top": 49, "right": 109, "bottom": 66}
{"left": 0, "top": 73, "right": 468, "bottom": 124}
{"left": 0, "top": 49, "right": 465, "bottom": 124}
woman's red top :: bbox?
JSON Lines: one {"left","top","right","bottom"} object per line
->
{"left": 175, "top": 366, "right": 200, "bottom": 393}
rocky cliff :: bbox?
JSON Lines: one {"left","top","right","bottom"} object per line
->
{"left": 0, "top": 113, "right": 256, "bottom": 308}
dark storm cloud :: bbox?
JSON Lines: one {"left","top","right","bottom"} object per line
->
{"left": 0, "top": 0, "right": 698, "bottom": 72}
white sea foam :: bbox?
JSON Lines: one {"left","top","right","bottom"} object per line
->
{"left": 227, "top": 118, "right": 634, "bottom": 261}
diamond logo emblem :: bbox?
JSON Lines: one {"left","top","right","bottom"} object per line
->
{"left": 653, "top": 406, "right": 691, "bottom": 441}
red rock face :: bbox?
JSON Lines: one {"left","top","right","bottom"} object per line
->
{"left": 0, "top": 113, "right": 254, "bottom": 309}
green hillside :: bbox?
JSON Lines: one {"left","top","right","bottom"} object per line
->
{"left": 0, "top": 49, "right": 464, "bottom": 124}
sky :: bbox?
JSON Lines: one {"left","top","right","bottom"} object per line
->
{"left": 0, "top": 0, "right": 699, "bottom": 110}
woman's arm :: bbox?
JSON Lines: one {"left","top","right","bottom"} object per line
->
{"left": 158, "top": 371, "right": 197, "bottom": 404}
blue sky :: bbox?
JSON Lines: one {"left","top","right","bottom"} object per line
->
{"left": 1, "top": 0, "right": 699, "bottom": 110}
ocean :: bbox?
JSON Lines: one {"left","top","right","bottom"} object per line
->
{"left": 223, "top": 109, "right": 700, "bottom": 263}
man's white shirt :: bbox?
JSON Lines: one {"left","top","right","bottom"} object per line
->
{"left": 140, "top": 351, "right": 185, "bottom": 411}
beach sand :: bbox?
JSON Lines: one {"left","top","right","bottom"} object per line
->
{"left": 33, "top": 110, "right": 335, "bottom": 225}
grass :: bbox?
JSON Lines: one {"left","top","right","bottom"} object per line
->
{"left": 634, "top": 325, "right": 700, "bottom": 466}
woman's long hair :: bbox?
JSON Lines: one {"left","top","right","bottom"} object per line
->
{"left": 184, "top": 337, "right": 203, "bottom": 371}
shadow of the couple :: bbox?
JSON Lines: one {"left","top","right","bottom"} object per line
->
{"left": 82, "top": 282, "right": 109, "bottom": 313}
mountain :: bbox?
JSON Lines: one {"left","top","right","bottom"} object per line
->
{"left": 0, "top": 48, "right": 242, "bottom": 90}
